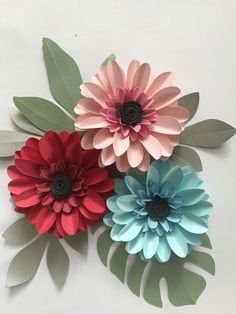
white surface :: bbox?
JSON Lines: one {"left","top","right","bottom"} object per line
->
{"left": 0, "top": 0, "right": 236, "bottom": 313}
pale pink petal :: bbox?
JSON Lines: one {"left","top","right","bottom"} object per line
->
{"left": 146, "top": 72, "right": 174, "bottom": 97}
{"left": 93, "top": 129, "right": 114, "bottom": 149}
{"left": 133, "top": 63, "right": 151, "bottom": 91}
{"left": 75, "top": 98, "right": 102, "bottom": 115}
{"left": 126, "top": 60, "right": 140, "bottom": 88}
{"left": 150, "top": 116, "right": 182, "bottom": 135}
{"left": 157, "top": 105, "right": 189, "bottom": 123}
{"left": 139, "top": 134, "right": 161, "bottom": 160}
{"left": 107, "top": 60, "right": 125, "bottom": 92}
{"left": 116, "top": 154, "right": 130, "bottom": 172}
{"left": 81, "top": 130, "right": 97, "bottom": 149}
{"left": 97, "top": 67, "right": 113, "bottom": 95}
{"left": 152, "top": 133, "right": 173, "bottom": 157}
{"left": 92, "top": 73, "right": 105, "bottom": 90}
{"left": 76, "top": 116, "right": 109, "bottom": 129}
{"left": 138, "top": 148, "right": 150, "bottom": 172}
{"left": 168, "top": 135, "right": 180, "bottom": 146}
{"left": 101, "top": 145, "right": 116, "bottom": 166}
{"left": 81, "top": 82, "right": 108, "bottom": 107}
{"left": 127, "top": 140, "right": 144, "bottom": 168}
{"left": 113, "top": 132, "right": 130, "bottom": 156}
{"left": 153, "top": 86, "right": 181, "bottom": 110}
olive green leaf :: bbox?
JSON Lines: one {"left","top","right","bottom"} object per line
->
{"left": 47, "top": 237, "right": 69, "bottom": 288}
{"left": 64, "top": 231, "right": 88, "bottom": 256}
{"left": 170, "top": 145, "right": 202, "bottom": 172}
{"left": 6, "top": 235, "right": 49, "bottom": 287}
{"left": 2, "top": 218, "right": 37, "bottom": 245}
{"left": 43, "top": 38, "right": 83, "bottom": 117}
{"left": 180, "top": 119, "right": 236, "bottom": 148}
{"left": 13, "top": 97, "right": 74, "bottom": 133}
{"left": 0, "top": 130, "right": 37, "bottom": 157}
{"left": 101, "top": 53, "right": 116, "bottom": 67}
{"left": 97, "top": 229, "right": 215, "bottom": 307}
{"left": 178, "top": 92, "right": 199, "bottom": 123}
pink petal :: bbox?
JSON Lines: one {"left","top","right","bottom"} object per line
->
{"left": 61, "top": 209, "right": 79, "bottom": 235}
{"left": 138, "top": 149, "right": 150, "bottom": 172}
{"left": 81, "top": 130, "right": 97, "bottom": 149}
{"left": 75, "top": 98, "right": 102, "bottom": 115}
{"left": 76, "top": 116, "right": 109, "bottom": 129}
{"left": 107, "top": 60, "right": 125, "bottom": 92}
{"left": 97, "top": 67, "right": 113, "bottom": 94}
{"left": 82, "top": 190, "right": 105, "bottom": 214}
{"left": 113, "top": 132, "right": 130, "bottom": 156}
{"left": 13, "top": 189, "right": 41, "bottom": 208}
{"left": 153, "top": 86, "right": 181, "bottom": 110}
{"left": 157, "top": 105, "right": 190, "bottom": 123}
{"left": 127, "top": 60, "right": 140, "bottom": 88}
{"left": 133, "top": 63, "right": 151, "bottom": 91}
{"left": 36, "top": 208, "right": 57, "bottom": 234}
{"left": 152, "top": 133, "right": 173, "bottom": 157}
{"left": 151, "top": 116, "right": 182, "bottom": 134}
{"left": 100, "top": 145, "right": 116, "bottom": 166}
{"left": 139, "top": 134, "right": 162, "bottom": 160}
{"left": 81, "top": 82, "right": 108, "bottom": 107}
{"left": 168, "top": 135, "right": 180, "bottom": 146}
{"left": 116, "top": 154, "right": 130, "bottom": 172}
{"left": 93, "top": 128, "right": 114, "bottom": 149}
{"left": 127, "top": 140, "right": 144, "bottom": 168}
{"left": 147, "top": 72, "right": 174, "bottom": 97}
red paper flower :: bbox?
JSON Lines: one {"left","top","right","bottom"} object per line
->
{"left": 8, "top": 131, "right": 114, "bottom": 238}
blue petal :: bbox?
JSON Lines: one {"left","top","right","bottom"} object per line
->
{"left": 106, "top": 195, "right": 120, "bottom": 213}
{"left": 114, "top": 178, "right": 130, "bottom": 195}
{"left": 143, "top": 231, "right": 160, "bottom": 259}
{"left": 112, "top": 212, "right": 135, "bottom": 225}
{"left": 176, "top": 189, "right": 205, "bottom": 205}
{"left": 167, "top": 214, "right": 181, "bottom": 223}
{"left": 182, "top": 200, "right": 213, "bottom": 217}
{"left": 160, "top": 219, "right": 170, "bottom": 232}
{"left": 126, "top": 232, "right": 145, "bottom": 254}
{"left": 177, "top": 172, "right": 202, "bottom": 191}
{"left": 110, "top": 224, "right": 123, "bottom": 241}
{"left": 178, "top": 226, "right": 202, "bottom": 245}
{"left": 148, "top": 218, "right": 158, "bottom": 229}
{"left": 118, "top": 219, "right": 143, "bottom": 241}
{"left": 199, "top": 214, "right": 209, "bottom": 224}
{"left": 161, "top": 166, "right": 183, "bottom": 187}
{"left": 124, "top": 175, "right": 145, "bottom": 196}
{"left": 155, "top": 236, "right": 171, "bottom": 262}
{"left": 153, "top": 160, "right": 173, "bottom": 179}
{"left": 146, "top": 162, "right": 160, "bottom": 194}
{"left": 116, "top": 195, "right": 138, "bottom": 212}
{"left": 166, "top": 227, "right": 188, "bottom": 257}
{"left": 159, "top": 182, "right": 174, "bottom": 198}
{"left": 179, "top": 213, "right": 208, "bottom": 234}
{"left": 182, "top": 166, "right": 192, "bottom": 175}
{"left": 103, "top": 212, "right": 114, "bottom": 227}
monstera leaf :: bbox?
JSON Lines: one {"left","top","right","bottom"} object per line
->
{"left": 97, "top": 228, "right": 215, "bottom": 308}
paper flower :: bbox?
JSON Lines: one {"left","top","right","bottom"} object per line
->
{"left": 104, "top": 160, "right": 212, "bottom": 262}
{"left": 8, "top": 131, "right": 114, "bottom": 237}
{"left": 75, "top": 60, "right": 189, "bottom": 172}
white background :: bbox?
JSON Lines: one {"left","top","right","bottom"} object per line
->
{"left": 0, "top": 0, "right": 236, "bottom": 313}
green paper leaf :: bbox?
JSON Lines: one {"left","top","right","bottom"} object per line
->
{"left": 96, "top": 230, "right": 215, "bottom": 308}
{"left": 64, "top": 231, "right": 88, "bottom": 256}
{"left": 47, "top": 237, "right": 69, "bottom": 288}
{"left": 6, "top": 235, "right": 49, "bottom": 287}
{"left": 43, "top": 38, "right": 83, "bottom": 117}
{"left": 13, "top": 97, "right": 74, "bottom": 132}
{"left": 101, "top": 53, "right": 116, "bottom": 66}
{"left": 180, "top": 119, "right": 236, "bottom": 148}
{"left": 178, "top": 92, "right": 199, "bottom": 122}
{"left": 201, "top": 233, "right": 212, "bottom": 249}
{"left": 2, "top": 218, "right": 37, "bottom": 245}
{"left": 10, "top": 105, "right": 43, "bottom": 136}
{"left": 170, "top": 145, "right": 203, "bottom": 172}
{"left": 0, "top": 130, "right": 35, "bottom": 157}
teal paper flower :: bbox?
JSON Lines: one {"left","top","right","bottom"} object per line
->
{"left": 104, "top": 160, "right": 212, "bottom": 262}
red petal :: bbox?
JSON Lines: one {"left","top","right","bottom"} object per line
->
{"left": 78, "top": 215, "right": 87, "bottom": 231}
{"left": 53, "top": 200, "right": 64, "bottom": 213}
{"left": 79, "top": 205, "right": 100, "bottom": 220}
{"left": 8, "top": 178, "right": 36, "bottom": 195}
{"left": 15, "top": 150, "right": 22, "bottom": 159}
{"left": 39, "top": 133, "right": 64, "bottom": 163}
{"left": 81, "top": 150, "right": 100, "bottom": 169}
{"left": 65, "top": 142, "right": 82, "bottom": 167}
{"left": 25, "top": 137, "right": 39, "bottom": 149}
{"left": 26, "top": 205, "right": 42, "bottom": 223}
{"left": 63, "top": 132, "right": 81, "bottom": 147}
{"left": 47, "top": 131, "right": 65, "bottom": 157}
{"left": 55, "top": 217, "right": 66, "bottom": 237}
{"left": 21, "top": 146, "right": 45, "bottom": 163}
{"left": 92, "top": 178, "right": 114, "bottom": 193}
{"left": 13, "top": 189, "right": 41, "bottom": 208}
{"left": 35, "top": 182, "right": 51, "bottom": 193}
{"left": 84, "top": 168, "right": 108, "bottom": 185}
{"left": 63, "top": 202, "right": 72, "bottom": 213}
{"left": 41, "top": 193, "right": 54, "bottom": 205}
{"left": 15, "top": 159, "right": 40, "bottom": 178}
{"left": 61, "top": 209, "right": 79, "bottom": 235}
{"left": 7, "top": 165, "right": 24, "bottom": 180}
{"left": 68, "top": 194, "right": 80, "bottom": 207}
{"left": 36, "top": 207, "right": 57, "bottom": 234}
{"left": 81, "top": 190, "right": 105, "bottom": 214}
{"left": 59, "top": 131, "right": 70, "bottom": 142}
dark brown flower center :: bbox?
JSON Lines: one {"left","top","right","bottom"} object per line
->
{"left": 145, "top": 195, "right": 170, "bottom": 221}
{"left": 51, "top": 174, "right": 72, "bottom": 199}
{"left": 118, "top": 101, "right": 143, "bottom": 126}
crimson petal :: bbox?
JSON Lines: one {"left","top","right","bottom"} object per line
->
{"left": 84, "top": 168, "right": 108, "bottom": 185}
{"left": 81, "top": 190, "right": 106, "bottom": 214}
{"left": 8, "top": 177, "right": 36, "bottom": 195}
{"left": 36, "top": 207, "right": 57, "bottom": 233}
{"left": 92, "top": 178, "right": 114, "bottom": 193}
{"left": 15, "top": 159, "right": 40, "bottom": 178}
{"left": 13, "top": 189, "right": 41, "bottom": 208}
{"left": 61, "top": 209, "right": 79, "bottom": 235}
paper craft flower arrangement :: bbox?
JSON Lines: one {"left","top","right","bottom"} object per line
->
{"left": 0, "top": 38, "right": 235, "bottom": 308}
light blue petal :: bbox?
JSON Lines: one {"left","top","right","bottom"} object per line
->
{"left": 199, "top": 214, "right": 209, "bottom": 224}
{"left": 182, "top": 166, "right": 192, "bottom": 175}
{"left": 118, "top": 219, "right": 143, "bottom": 241}
{"left": 146, "top": 162, "right": 160, "bottom": 194}
{"left": 178, "top": 226, "right": 202, "bottom": 245}
{"left": 143, "top": 231, "right": 159, "bottom": 259}
{"left": 152, "top": 160, "right": 173, "bottom": 180}
{"left": 103, "top": 212, "right": 114, "bottom": 227}
{"left": 148, "top": 218, "right": 158, "bottom": 229}
{"left": 182, "top": 200, "right": 213, "bottom": 217}
{"left": 155, "top": 236, "right": 171, "bottom": 262}
{"left": 112, "top": 212, "right": 135, "bottom": 225}
{"left": 161, "top": 166, "right": 183, "bottom": 187}
{"left": 166, "top": 227, "right": 188, "bottom": 257}
{"left": 116, "top": 195, "right": 138, "bottom": 212}
{"left": 167, "top": 214, "right": 181, "bottom": 223}
{"left": 176, "top": 189, "right": 205, "bottom": 205}
{"left": 179, "top": 213, "right": 208, "bottom": 234}
{"left": 124, "top": 175, "right": 145, "bottom": 196}
{"left": 106, "top": 195, "right": 120, "bottom": 213}
{"left": 114, "top": 178, "right": 130, "bottom": 195}
{"left": 156, "top": 225, "right": 165, "bottom": 236}
{"left": 159, "top": 182, "right": 175, "bottom": 198}
{"left": 177, "top": 172, "right": 202, "bottom": 191}
{"left": 126, "top": 232, "right": 145, "bottom": 254}
{"left": 110, "top": 224, "right": 123, "bottom": 241}
{"left": 160, "top": 219, "right": 170, "bottom": 232}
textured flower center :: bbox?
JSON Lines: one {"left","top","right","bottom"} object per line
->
{"left": 117, "top": 101, "right": 143, "bottom": 126}
{"left": 146, "top": 195, "right": 170, "bottom": 221}
{"left": 50, "top": 174, "right": 72, "bottom": 199}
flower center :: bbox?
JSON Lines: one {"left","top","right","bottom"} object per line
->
{"left": 117, "top": 101, "right": 143, "bottom": 126}
{"left": 51, "top": 174, "right": 72, "bottom": 199}
{"left": 145, "top": 195, "right": 170, "bottom": 221}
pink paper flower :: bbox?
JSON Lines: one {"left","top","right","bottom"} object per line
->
{"left": 75, "top": 60, "right": 189, "bottom": 172}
